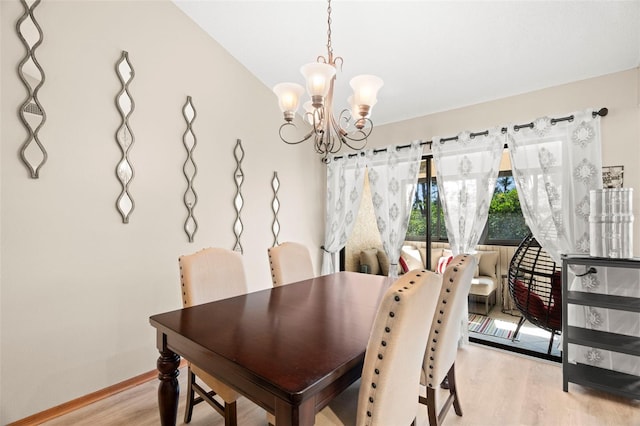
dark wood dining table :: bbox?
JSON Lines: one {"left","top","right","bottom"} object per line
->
{"left": 149, "top": 271, "right": 393, "bottom": 426}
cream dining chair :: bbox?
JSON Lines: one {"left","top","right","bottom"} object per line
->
{"left": 419, "top": 253, "right": 477, "bottom": 426}
{"left": 267, "top": 241, "right": 314, "bottom": 286}
{"left": 266, "top": 241, "right": 316, "bottom": 425}
{"left": 316, "top": 268, "right": 443, "bottom": 426}
{"left": 178, "top": 247, "right": 248, "bottom": 425}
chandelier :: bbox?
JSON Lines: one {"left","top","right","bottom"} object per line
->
{"left": 273, "top": 0, "right": 383, "bottom": 163}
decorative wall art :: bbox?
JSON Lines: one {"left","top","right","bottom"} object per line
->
{"left": 602, "top": 165, "right": 624, "bottom": 188}
{"left": 182, "top": 96, "right": 198, "bottom": 242}
{"left": 271, "top": 172, "right": 280, "bottom": 247}
{"left": 233, "top": 139, "right": 245, "bottom": 253}
{"left": 17, "top": 0, "right": 47, "bottom": 178}
{"left": 115, "top": 51, "right": 135, "bottom": 223}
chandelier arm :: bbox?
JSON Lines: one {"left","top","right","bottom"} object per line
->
{"left": 333, "top": 109, "right": 371, "bottom": 150}
{"left": 342, "top": 119, "right": 373, "bottom": 143}
{"left": 278, "top": 122, "right": 315, "bottom": 145}
{"left": 341, "top": 131, "right": 370, "bottom": 150}
{"left": 314, "top": 132, "right": 326, "bottom": 154}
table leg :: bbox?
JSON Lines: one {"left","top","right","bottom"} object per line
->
{"left": 275, "top": 397, "right": 315, "bottom": 426}
{"left": 157, "top": 343, "right": 180, "bottom": 426}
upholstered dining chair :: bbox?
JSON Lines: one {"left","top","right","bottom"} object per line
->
{"left": 419, "top": 253, "right": 477, "bottom": 426}
{"left": 267, "top": 241, "right": 314, "bottom": 286}
{"left": 178, "top": 247, "right": 248, "bottom": 425}
{"left": 316, "top": 268, "right": 443, "bottom": 426}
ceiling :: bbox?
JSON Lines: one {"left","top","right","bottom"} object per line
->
{"left": 173, "top": 1, "right": 640, "bottom": 126}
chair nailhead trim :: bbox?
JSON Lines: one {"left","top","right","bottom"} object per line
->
{"left": 364, "top": 270, "right": 429, "bottom": 424}
{"left": 424, "top": 255, "right": 472, "bottom": 388}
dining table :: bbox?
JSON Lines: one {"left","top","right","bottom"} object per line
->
{"left": 149, "top": 271, "right": 393, "bottom": 426}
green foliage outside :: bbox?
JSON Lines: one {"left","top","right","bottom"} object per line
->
{"left": 406, "top": 181, "right": 429, "bottom": 240}
{"left": 486, "top": 188, "right": 530, "bottom": 241}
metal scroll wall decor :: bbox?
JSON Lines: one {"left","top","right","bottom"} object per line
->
{"left": 115, "top": 51, "right": 135, "bottom": 223}
{"left": 17, "top": 0, "right": 47, "bottom": 178}
{"left": 233, "top": 139, "right": 245, "bottom": 253}
{"left": 271, "top": 172, "right": 281, "bottom": 247}
{"left": 182, "top": 97, "right": 198, "bottom": 242}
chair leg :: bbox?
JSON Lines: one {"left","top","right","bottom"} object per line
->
{"left": 447, "top": 363, "right": 462, "bottom": 417}
{"left": 224, "top": 401, "right": 238, "bottom": 426}
{"left": 426, "top": 386, "right": 438, "bottom": 426}
{"left": 512, "top": 316, "right": 526, "bottom": 342}
{"left": 184, "top": 368, "right": 196, "bottom": 423}
{"left": 547, "top": 330, "right": 557, "bottom": 355}
{"left": 421, "top": 363, "right": 462, "bottom": 426}
{"left": 184, "top": 366, "right": 238, "bottom": 426}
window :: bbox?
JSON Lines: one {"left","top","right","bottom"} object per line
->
{"left": 406, "top": 157, "right": 530, "bottom": 246}
{"left": 484, "top": 171, "right": 530, "bottom": 244}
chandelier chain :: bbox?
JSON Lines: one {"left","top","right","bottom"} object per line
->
{"left": 326, "top": 0, "right": 333, "bottom": 57}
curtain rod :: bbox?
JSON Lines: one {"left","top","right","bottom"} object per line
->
{"left": 410, "top": 107, "right": 608, "bottom": 149}
{"left": 334, "top": 107, "right": 608, "bottom": 159}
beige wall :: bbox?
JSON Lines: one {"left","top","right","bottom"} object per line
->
{"left": 0, "top": 1, "right": 324, "bottom": 423}
{"left": 367, "top": 68, "right": 640, "bottom": 255}
{"left": 1, "top": 1, "right": 638, "bottom": 422}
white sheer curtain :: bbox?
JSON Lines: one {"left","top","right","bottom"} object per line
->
{"left": 506, "top": 109, "right": 602, "bottom": 264}
{"left": 432, "top": 129, "right": 504, "bottom": 342}
{"left": 432, "top": 130, "right": 504, "bottom": 254}
{"left": 507, "top": 109, "right": 637, "bottom": 377}
{"left": 365, "top": 142, "right": 423, "bottom": 278}
{"left": 321, "top": 153, "right": 367, "bottom": 275}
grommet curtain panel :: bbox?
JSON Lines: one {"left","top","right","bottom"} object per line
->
{"left": 432, "top": 129, "right": 505, "bottom": 255}
{"left": 322, "top": 142, "right": 423, "bottom": 276}
{"left": 366, "top": 142, "right": 423, "bottom": 278}
{"left": 508, "top": 110, "right": 637, "bottom": 378}
{"left": 321, "top": 153, "right": 367, "bottom": 275}
{"left": 432, "top": 129, "right": 504, "bottom": 343}
{"left": 506, "top": 109, "right": 602, "bottom": 264}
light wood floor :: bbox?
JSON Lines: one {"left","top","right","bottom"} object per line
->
{"left": 42, "top": 343, "right": 639, "bottom": 426}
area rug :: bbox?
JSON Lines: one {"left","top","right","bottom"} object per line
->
{"left": 468, "top": 314, "right": 515, "bottom": 340}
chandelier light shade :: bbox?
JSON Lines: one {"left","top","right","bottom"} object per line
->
{"left": 300, "top": 63, "right": 336, "bottom": 103}
{"left": 273, "top": 0, "right": 383, "bottom": 162}
{"left": 273, "top": 82, "right": 304, "bottom": 122}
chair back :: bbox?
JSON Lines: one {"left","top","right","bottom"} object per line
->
{"left": 268, "top": 241, "right": 314, "bottom": 286}
{"left": 179, "top": 247, "right": 247, "bottom": 307}
{"left": 424, "top": 254, "right": 477, "bottom": 388}
{"left": 356, "top": 269, "right": 443, "bottom": 426}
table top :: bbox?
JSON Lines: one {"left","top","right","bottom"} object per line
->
{"left": 150, "top": 271, "right": 393, "bottom": 406}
